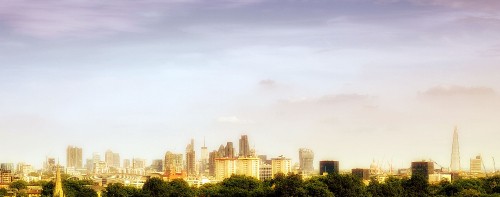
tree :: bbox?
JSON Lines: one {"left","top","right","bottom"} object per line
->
{"left": 104, "top": 183, "right": 143, "bottom": 197}
{"left": 41, "top": 181, "right": 54, "bottom": 197}
{"left": 168, "top": 179, "right": 194, "bottom": 197}
{"left": 368, "top": 177, "right": 404, "bottom": 197}
{"left": 303, "top": 178, "right": 334, "bottom": 197}
{"left": 217, "top": 175, "right": 268, "bottom": 197}
{"left": 10, "top": 180, "right": 28, "bottom": 190}
{"left": 197, "top": 183, "right": 221, "bottom": 197}
{"left": 272, "top": 173, "right": 306, "bottom": 197}
{"left": 318, "top": 174, "right": 369, "bottom": 197}
{"left": 63, "top": 179, "right": 98, "bottom": 197}
{"left": 0, "top": 188, "right": 7, "bottom": 196}
{"left": 402, "top": 174, "right": 429, "bottom": 197}
{"left": 142, "top": 177, "right": 170, "bottom": 197}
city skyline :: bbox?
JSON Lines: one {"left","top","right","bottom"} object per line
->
{"left": 1, "top": 0, "right": 500, "bottom": 170}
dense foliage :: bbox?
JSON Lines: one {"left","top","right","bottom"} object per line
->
{"left": 39, "top": 174, "right": 500, "bottom": 197}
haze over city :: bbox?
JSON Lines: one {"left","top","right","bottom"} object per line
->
{"left": 1, "top": 0, "right": 500, "bottom": 171}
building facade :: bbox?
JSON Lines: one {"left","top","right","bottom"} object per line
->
{"left": 236, "top": 157, "right": 260, "bottom": 179}
{"left": 319, "top": 160, "right": 339, "bottom": 175}
{"left": 66, "top": 146, "right": 83, "bottom": 169}
{"left": 271, "top": 156, "right": 292, "bottom": 178}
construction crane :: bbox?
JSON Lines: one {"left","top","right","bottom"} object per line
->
{"left": 481, "top": 156, "right": 488, "bottom": 177}
{"left": 493, "top": 157, "right": 497, "bottom": 173}
{"left": 433, "top": 160, "right": 446, "bottom": 172}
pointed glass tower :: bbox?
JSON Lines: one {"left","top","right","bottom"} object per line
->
{"left": 450, "top": 127, "right": 461, "bottom": 172}
{"left": 53, "top": 165, "right": 65, "bottom": 197}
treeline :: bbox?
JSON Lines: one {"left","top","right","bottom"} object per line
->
{"left": 39, "top": 173, "right": 500, "bottom": 197}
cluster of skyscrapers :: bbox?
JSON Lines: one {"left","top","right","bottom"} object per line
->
{"left": 0, "top": 128, "right": 497, "bottom": 188}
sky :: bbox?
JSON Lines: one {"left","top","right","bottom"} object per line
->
{"left": 1, "top": 0, "right": 500, "bottom": 171}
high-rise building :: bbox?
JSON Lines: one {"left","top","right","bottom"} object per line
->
{"left": 0, "top": 170, "right": 13, "bottom": 183}
{"left": 216, "top": 145, "right": 225, "bottom": 157}
{"left": 123, "top": 159, "right": 131, "bottom": 169}
{"left": 200, "top": 139, "right": 209, "bottom": 175}
{"left": 450, "top": 127, "right": 461, "bottom": 172}
{"left": 470, "top": 155, "right": 483, "bottom": 173}
{"left": 239, "top": 135, "right": 250, "bottom": 157}
{"left": 225, "top": 142, "right": 235, "bottom": 158}
{"left": 164, "top": 151, "right": 184, "bottom": 176}
{"left": 299, "top": 148, "right": 314, "bottom": 173}
{"left": 319, "top": 160, "right": 339, "bottom": 175}
{"left": 66, "top": 146, "right": 83, "bottom": 168}
{"left": 271, "top": 156, "right": 292, "bottom": 178}
{"left": 236, "top": 157, "right": 260, "bottom": 179}
{"left": 105, "top": 150, "right": 114, "bottom": 167}
{"left": 151, "top": 159, "right": 163, "bottom": 172}
{"left": 104, "top": 150, "right": 120, "bottom": 168}
{"left": 352, "top": 168, "right": 370, "bottom": 180}
{"left": 411, "top": 161, "right": 434, "bottom": 180}
{"left": 215, "top": 158, "right": 237, "bottom": 181}
{"left": 186, "top": 139, "right": 196, "bottom": 177}
{"left": 45, "top": 158, "right": 56, "bottom": 172}
{"left": 259, "top": 163, "right": 272, "bottom": 181}
{"left": 132, "top": 158, "right": 146, "bottom": 169}
{"left": 0, "top": 163, "right": 14, "bottom": 172}
{"left": 113, "top": 153, "right": 120, "bottom": 168}
{"left": 93, "top": 152, "right": 101, "bottom": 165}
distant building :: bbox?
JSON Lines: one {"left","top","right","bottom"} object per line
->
{"left": 299, "top": 148, "right": 314, "bottom": 173}
{"left": 151, "top": 159, "right": 163, "bottom": 172}
{"left": 258, "top": 155, "right": 271, "bottom": 165}
{"left": 200, "top": 140, "right": 209, "bottom": 175}
{"left": 0, "top": 170, "right": 12, "bottom": 184}
{"left": 470, "top": 155, "right": 483, "bottom": 173}
{"left": 319, "top": 161, "right": 339, "bottom": 175}
{"left": 133, "top": 158, "right": 146, "bottom": 169}
{"left": 225, "top": 142, "right": 235, "bottom": 158}
{"left": 450, "top": 127, "right": 461, "bottom": 172}
{"left": 186, "top": 139, "right": 196, "bottom": 177}
{"left": 123, "top": 159, "right": 131, "bottom": 169}
{"left": 271, "top": 156, "right": 292, "bottom": 178}
{"left": 411, "top": 161, "right": 434, "bottom": 180}
{"left": 164, "top": 151, "right": 184, "bottom": 177}
{"left": 67, "top": 146, "right": 83, "bottom": 168}
{"left": 0, "top": 163, "right": 14, "bottom": 172}
{"left": 236, "top": 157, "right": 260, "bottom": 179}
{"left": 239, "top": 135, "right": 251, "bottom": 157}
{"left": 352, "top": 168, "right": 370, "bottom": 180}
{"left": 215, "top": 158, "right": 237, "bottom": 181}
{"left": 259, "top": 163, "right": 272, "bottom": 181}
{"left": 208, "top": 150, "right": 220, "bottom": 177}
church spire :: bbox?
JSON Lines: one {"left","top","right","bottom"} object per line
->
{"left": 53, "top": 164, "right": 65, "bottom": 197}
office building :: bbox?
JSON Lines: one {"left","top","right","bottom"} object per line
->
{"left": 151, "top": 159, "right": 163, "bottom": 172}
{"left": 66, "top": 146, "right": 83, "bottom": 168}
{"left": 186, "top": 139, "right": 196, "bottom": 176}
{"left": 200, "top": 139, "right": 209, "bottom": 175}
{"left": 215, "top": 158, "right": 237, "bottom": 181}
{"left": 411, "top": 161, "right": 434, "bottom": 180}
{"left": 225, "top": 142, "right": 235, "bottom": 158}
{"left": 352, "top": 168, "right": 370, "bottom": 180}
{"left": 299, "top": 148, "right": 314, "bottom": 173}
{"left": 0, "top": 163, "right": 14, "bottom": 172}
{"left": 164, "top": 151, "right": 184, "bottom": 176}
{"left": 236, "top": 157, "right": 260, "bottom": 179}
{"left": 470, "top": 155, "right": 483, "bottom": 173}
{"left": 259, "top": 163, "right": 272, "bottom": 181}
{"left": 319, "top": 160, "right": 339, "bottom": 175}
{"left": 239, "top": 135, "right": 250, "bottom": 157}
{"left": 271, "top": 156, "right": 292, "bottom": 178}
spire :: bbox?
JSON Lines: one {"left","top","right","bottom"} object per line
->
{"left": 450, "top": 127, "right": 461, "bottom": 172}
{"left": 53, "top": 164, "right": 65, "bottom": 197}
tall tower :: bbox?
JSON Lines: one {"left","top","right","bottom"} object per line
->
{"left": 186, "top": 139, "right": 196, "bottom": 177}
{"left": 450, "top": 127, "right": 461, "bottom": 172}
{"left": 239, "top": 135, "right": 250, "bottom": 157}
{"left": 299, "top": 148, "right": 314, "bottom": 173}
{"left": 53, "top": 165, "right": 65, "bottom": 197}
{"left": 66, "top": 146, "right": 82, "bottom": 169}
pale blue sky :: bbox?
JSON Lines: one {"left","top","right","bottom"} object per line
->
{"left": 1, "top": 0, "right": 500, "bottom": 170}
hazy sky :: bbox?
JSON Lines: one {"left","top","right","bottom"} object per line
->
{"left": 1, "top": 0, "right": 500, "bottom": 170}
